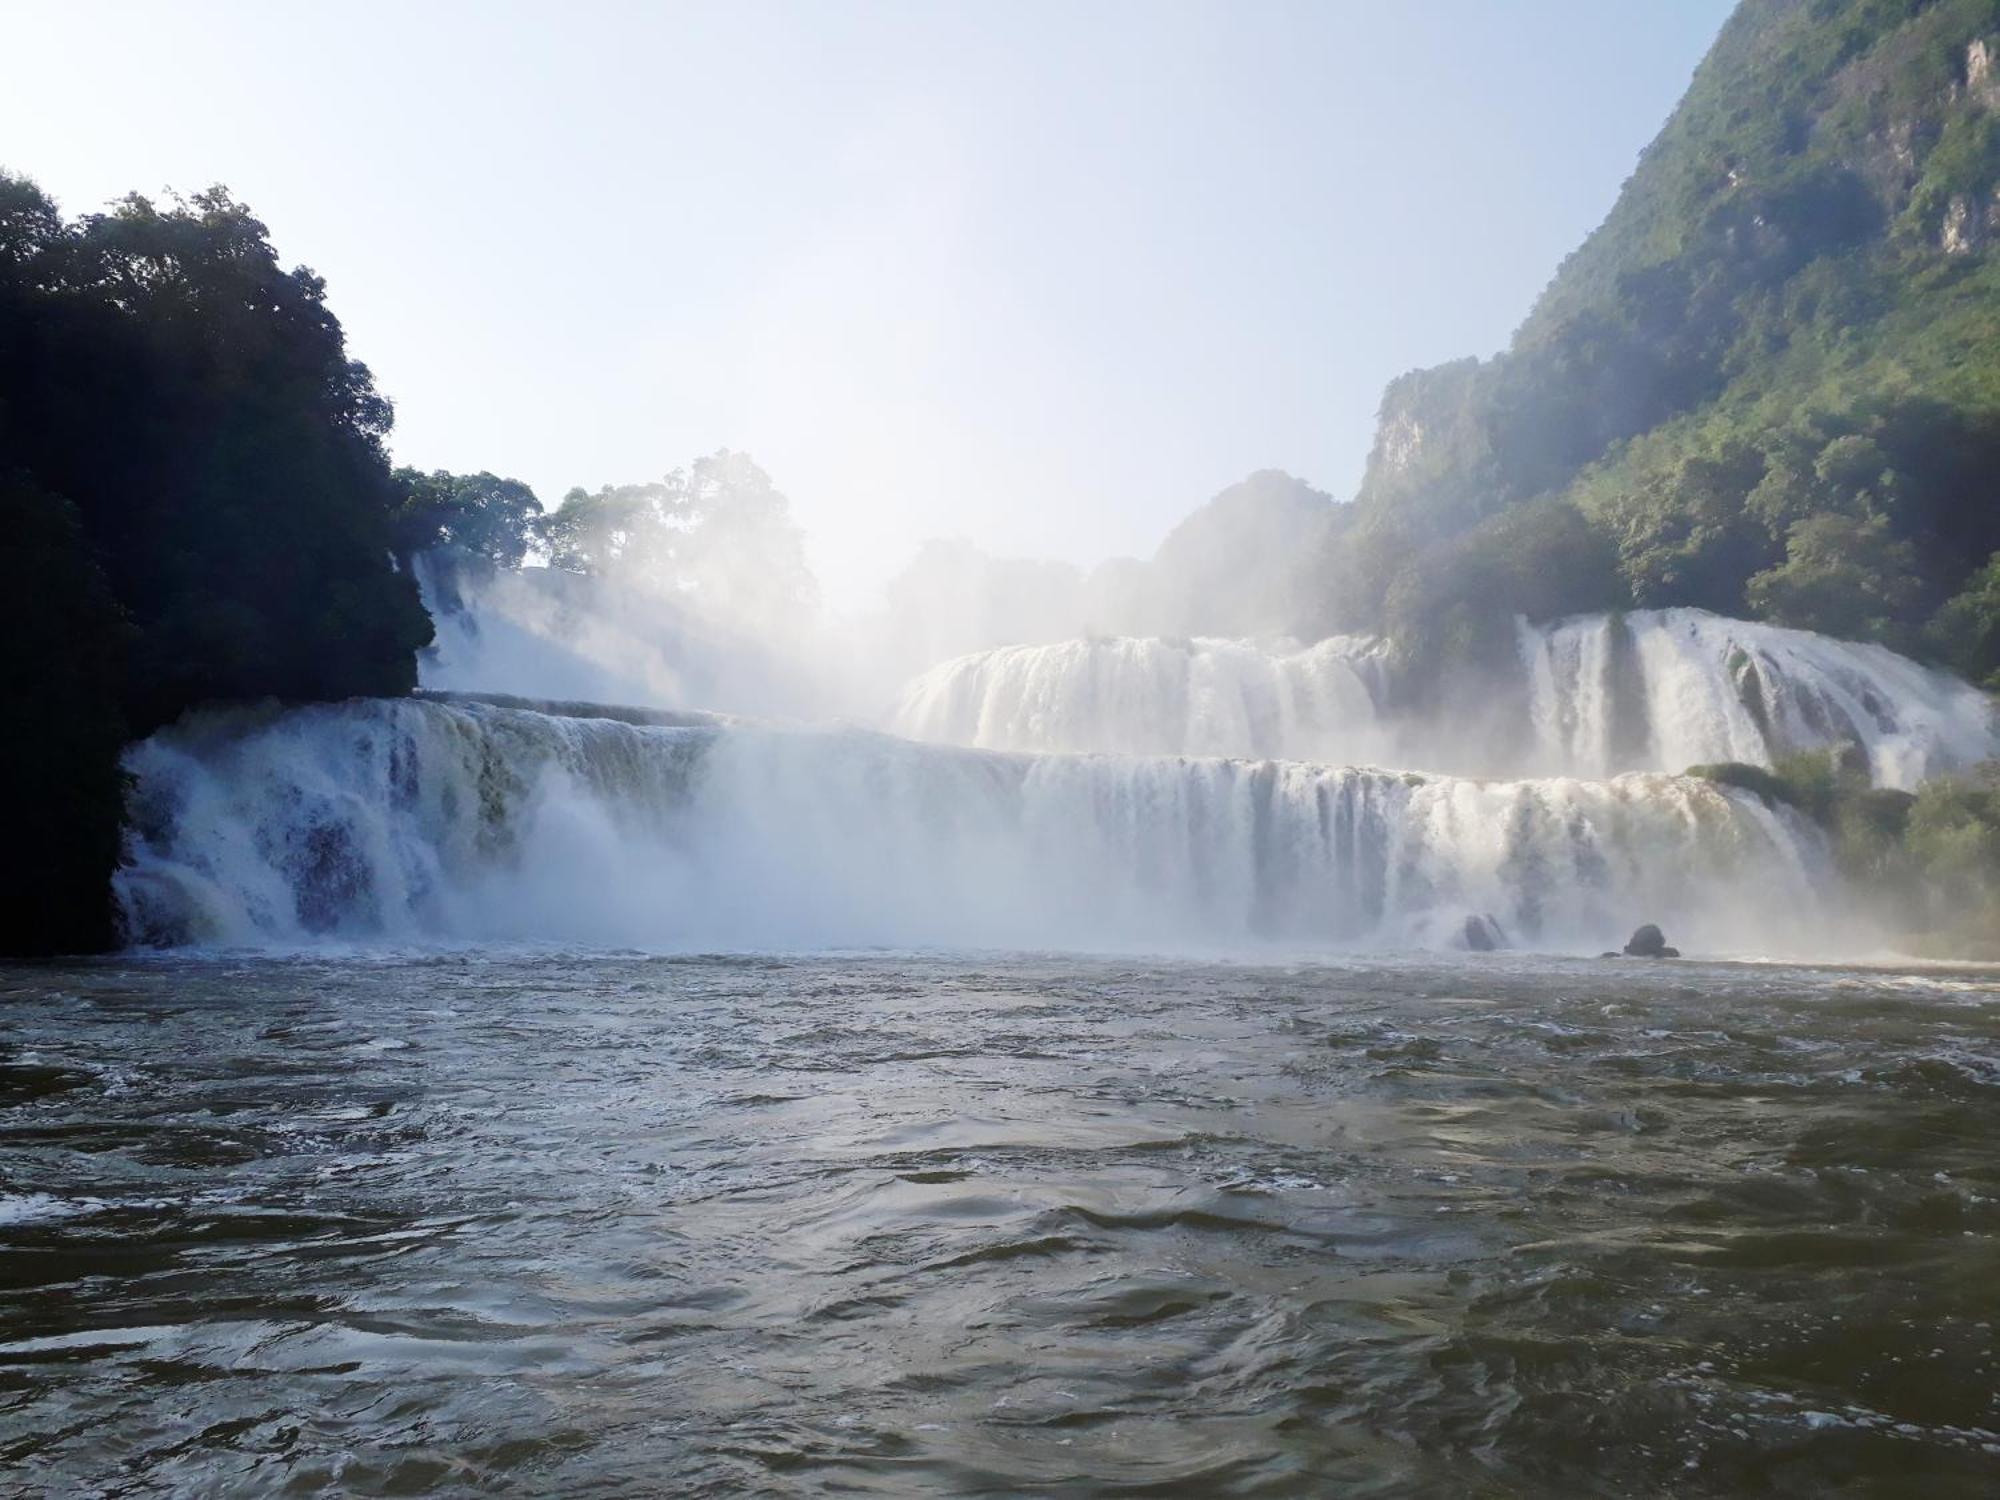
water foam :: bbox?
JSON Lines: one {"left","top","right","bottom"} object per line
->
{"left": 117, "top": 697, "right": 1832, "bottom": 955}
{"left": 891, "top": 610, "right": 1995, "bottom": 788}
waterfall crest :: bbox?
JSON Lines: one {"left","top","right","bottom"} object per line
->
{"left": 891, "top": 609, "right": 1995, "bottom": 788}
{"left": 891, "top": 635, "right": 1395, "bottom": 763}
{"left": 118, "top": 697, "right": 1831, "bottom": 955}
{"left": 1520, "top": 609, "right": 1996, "bottom": 787}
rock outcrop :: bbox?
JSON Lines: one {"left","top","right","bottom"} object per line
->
{"left": 1622, "top": 924, "right": 1681, "bottom": 959}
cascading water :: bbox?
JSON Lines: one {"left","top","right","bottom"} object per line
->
{"left": 890, "top": 634, "right": 1397, "bottom": 763}
{"left": 892, "top": 609, "right": 1997, "bottom": 788}
{"left": 1520, "top": 609, "right": 1997, "bottom": 787}
{"left": 116, "top": 697, "right": 1833, "bottom": 955}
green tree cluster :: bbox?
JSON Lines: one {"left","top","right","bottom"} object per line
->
{"left": 537, "top": 450, "right": 816, "bottom": 624}
{"left": 1694, "top": 750, "right": 2000, "bottom": 953}
{"left": 0, "top": 176, "right": 433, "bottom": 954}
{"left": 391, "top": 468, "right": 544, "bottom": 573}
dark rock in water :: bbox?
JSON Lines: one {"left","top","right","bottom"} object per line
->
{"left": 1460, "top": 914, "right": 1507, "bottom": 952}
{"left": 1622, "top": 924, "right": 1679, "bottom": 958}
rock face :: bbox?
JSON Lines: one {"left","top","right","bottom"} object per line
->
{"left": 1460, "top": 914, "right": 1508, "bottom": 952}
{"left": 1622, "top": 924, "right": 1681, "bottom": 959}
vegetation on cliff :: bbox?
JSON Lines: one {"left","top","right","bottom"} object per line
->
{"left": 1315, "top": 0, "right": 2000, "bottom": 690}
{"left": 1695, "top": 750, "right": 2000, "bottom": 953}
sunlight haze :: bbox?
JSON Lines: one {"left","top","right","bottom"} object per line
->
{"left": 11, "top": 3, "right": 2000, "bottom": 1488}
{"left": 4, "top": 0, "right": 1732, "bottom": 607}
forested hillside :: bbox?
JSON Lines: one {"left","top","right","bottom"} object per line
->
{"left": 1315, "top": 0, "right": 2000, "bottom": 688}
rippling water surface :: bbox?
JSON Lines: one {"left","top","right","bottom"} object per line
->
{"left": 3, "top": 951, "right": 1998, "bottom": 1496}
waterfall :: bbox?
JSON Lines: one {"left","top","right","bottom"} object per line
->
{"left": 117, "top": 697, "right": 1833, "bottom": 955}
{"left": 1519, "top": 609, "right": 1997, "bottom": 788}
{"left": 891, "top": 635, "right": 1398, "bottom": 762}
{"left": 892, "top": 610, "right": 1996, "bottom": 788}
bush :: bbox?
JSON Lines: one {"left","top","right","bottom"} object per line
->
{"left": 1906, "top": 762, "right": 2000, "bottom": 903}
{"left": 1924, "top": 552, "right": 2000, "bottom": 687}
{"left": 1688, "top": 760, "right": 1797, "bottom": 805}
{"left": 1745, "top": 511, "right": 1925, "bottom": 643}
{"left": 1696, "top": 751, "right": 2000, "bottom": 950}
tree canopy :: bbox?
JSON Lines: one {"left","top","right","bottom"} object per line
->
{"left": 391, "top": 468, "right": 544, "bottom": 573}
{"left": 537, "top": 449, "right": 817, "bottom": 626}
{"left": 0, "top": 175, "right": 434, "bottom": 953}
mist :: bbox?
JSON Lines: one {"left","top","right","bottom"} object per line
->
{"left": 13, "top": 6, "right": 2000, "bottom": 1491}
{"left": 126, "top": 442, "right": 1989, "bottom": 963}
{"left": 418, "top": 463, "right": 1348, "bottom": 724}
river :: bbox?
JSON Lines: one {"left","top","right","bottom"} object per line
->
{"left": 4, "top": 949, "right": 1996, "bottom": 1495}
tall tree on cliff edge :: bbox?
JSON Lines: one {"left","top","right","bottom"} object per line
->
{"left": 0, "top": 175, "right": 433, "bottom": 955}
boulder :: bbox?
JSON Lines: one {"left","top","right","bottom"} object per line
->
{"left": 1622, "top": 924, "right": 1680, "bottom": 959}
{"left": 1459, "top": 913, "right": 1507, "bottom": 952}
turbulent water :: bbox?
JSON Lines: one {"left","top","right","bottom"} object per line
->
{"left": 114, "top": 697, "right": 1833, "bottom": 956}
{"left": 4, "top": 950, "right": 1998, "bottom": 1497}
{"left": 892, "top": 609, "right": 1997, "bottom": 788}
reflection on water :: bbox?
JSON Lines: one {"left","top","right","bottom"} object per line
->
{"left": 2, "top": 952, "right": 1997, "bottom": 1496}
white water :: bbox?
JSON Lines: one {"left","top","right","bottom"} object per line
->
{"left": 1521, "top": 609, "right": 1996, "bottom": 788}
{"left": 890, "top": 635, "right": 1396, "bottom": 762}
{"left": 893, "top": 610, "right": 1996, "bottom": 788}
{"left": 116, "top": 697, "right": 1832, "bottom": 955}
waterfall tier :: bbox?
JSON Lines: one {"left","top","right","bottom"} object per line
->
{"left": 891, "top": 610, "right": 1995, "bottom": 789}
{"left": 118, "top": 697, "right": 1830, "bottom": 955}
{"left": 890, "top": 634, "right": 1395, "bottom": 763}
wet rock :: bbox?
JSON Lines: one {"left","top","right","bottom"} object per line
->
{"left": 1459, "top": 914, "right": 1507, "bottom": 952}
{"left": 1622, "top": 923, "right": 1680, "bottom": 959}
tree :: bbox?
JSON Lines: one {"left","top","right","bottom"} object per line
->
{"left": 670, "top": 450, "right": 818, "bottom": 625}
{"left": 1745, "top": 511, "right": 1923, "bottom": 642}
{"left": 0, "top": 174, "right": 435, "bottom": 951}
{"left": 535, "top": 450, "right": 816, "bottom": 625}
{"left": 1926, "top": 552, "right": 2000, "bottom": 688}
{"left": 1602, "top": 443, "right": 1773, "bottom": 615}
{"left": 0, "top": 177, "right": 432, "bottom": 733}
{"left": 1905, "top": 763, "right": 2000, "bottom": 906}
{"left": 1375, "top": 498, "right": 1631, "bottom": 688}
{"left": 391, "top": 468, "right": 543, "bottom": 572}
{"left": 538, "top": 480, "right": 682, "bottom": 575}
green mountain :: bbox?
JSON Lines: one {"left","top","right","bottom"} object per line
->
{"left": 1317, "top": 0, "right": 2000, "bottom": 686}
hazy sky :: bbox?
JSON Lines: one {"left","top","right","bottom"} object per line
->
{"left": 5, "top": 0, "right": 1732, "bottom": 608}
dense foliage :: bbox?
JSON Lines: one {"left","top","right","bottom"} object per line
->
{"left": 1315, "top": 0, "right": 2000, "bottom": 689}
{"left": 0, "top": 175, "right": 432, "bottom": 954}
{"left": 1695, "top": 751, "right": 2000, "bottom": 953}
{"left": 536, "top": 450, "right": 817, "bottom": 626}
{"left": 391, "top": 468, "right": 544, "bottom": 573}
{"left": 0, "top": 474, "right": 131, "bottom": 952}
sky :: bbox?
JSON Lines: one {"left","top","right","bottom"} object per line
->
{"left": 3, "top": 0, "right": 1734, "bottom": 609}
